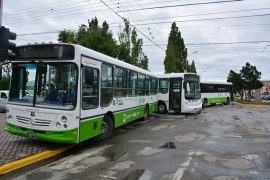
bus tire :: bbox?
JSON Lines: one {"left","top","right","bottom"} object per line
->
{"left": 203, "top": 99, "right": 208, "bottom": 108}
{"left": 158, "top": 102, "right": 167, "bottom": 114}
{"left": 93, "top": 115, "right": 113, "bottom": 141}
{"left": 225, "top": 97, "right": 230, "bottom": 105}
{"left": 142, "top": 105, "right": 149, "bottom": 121}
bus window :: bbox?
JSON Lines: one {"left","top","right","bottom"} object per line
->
{"left": 101, "top": 64, "right": 113, "bottom": 106}
{"left": 114, "top": 67, "right": 127, "bottom": 97}
{"left": 159, "top": 78, "right": 168, "bottom": 94}
{"left": 82, "top": 67, "right": 99, "bottom": 109}
{"left": 151, "top": 78, "right": 158, "bottom": 95}
{"left": 145, "top": 76, "right": 150, "bottom": 96}
{"left": 138, "top": 74, "right": 145, "bottom": 96}
{"left": 128, "top": 71, "right": 138, "bottom": 96}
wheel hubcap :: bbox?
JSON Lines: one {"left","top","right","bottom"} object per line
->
{"left": 101, "top": 121, "right": 108, "bottom": 135}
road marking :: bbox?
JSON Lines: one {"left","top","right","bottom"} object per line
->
{"left": 172, "top": 151, "right": 199, "bottom": 180}
{"left": 99, "top": 175, "right": 117, "bottom": 179}
{"left": 51, "top": 145, "right": 112, "bottom": 170}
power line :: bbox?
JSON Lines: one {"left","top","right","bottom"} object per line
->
{"left": 117, "top": 0, "right": 244, "bottom": 12}
{"left": 100, "top": 0, "right": 165, "bottom": 51}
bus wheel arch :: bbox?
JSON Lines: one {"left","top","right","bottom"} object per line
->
{"left": 203, "top": 98, "right": 208, "bottom": 108}
{"left": 142, "top": 104, "right": 149, "bottom": 121}
{"left": 158, "top": 101, "right": 167, "bottom": 114}
{"left": 93, "top": 112, "right": 114, "bottom": 141}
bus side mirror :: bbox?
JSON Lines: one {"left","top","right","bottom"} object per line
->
{"left": 85, "top": 68, "right": 94, "bottom": 85}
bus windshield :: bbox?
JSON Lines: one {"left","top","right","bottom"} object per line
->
{"left": 185, "top": 81, "right": 201, "bottom": 99}
{"left": 9, "top": 62, "right": 78, "bottom": 109}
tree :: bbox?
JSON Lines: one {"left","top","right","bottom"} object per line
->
{"left": 58, "top": 17, "right": 118, "bottom": 58}
{"left": 0, "top": 75, "right": 10, "bottom": 90}
{"left": 227, "top": 70, "right": 245, "bottom": 99}
{"left": 118, "top": 18, "right": 149, "bottom": 70}
{"left": 240, "top": 62, "right": 263, "bottom": 101}
{"left": 227, "top": 62, "right": 263, "bottom": 101}
{"left": 164, "top": 22, "right": 187, "bottom": 73}
{"left": 117, "top": 19, "right": 131, "bottom": 63}
{"left": 188, "top": 60, "right": 197, "bottom": 73}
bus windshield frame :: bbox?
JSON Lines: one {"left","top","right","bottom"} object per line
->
{"left": 8, "top": 62, "right": 78, "bottom": 110}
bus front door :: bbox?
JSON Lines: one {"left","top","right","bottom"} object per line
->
{"left": 169, "top": 79, "right": 182, "bottom": 112}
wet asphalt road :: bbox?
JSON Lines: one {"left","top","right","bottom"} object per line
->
{"left": 12, "top": 103, "right": 270, "bottom": 180}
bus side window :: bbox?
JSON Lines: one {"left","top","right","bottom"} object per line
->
{"left": 82, "top": 67, "right": 99, "bottom": 109}
{"left": 101, "top": 64, "right": 113, "bottom": 106}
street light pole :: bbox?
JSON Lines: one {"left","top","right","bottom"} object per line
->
{"left": 185, "top": 51, "right": 198, "bottom": 72}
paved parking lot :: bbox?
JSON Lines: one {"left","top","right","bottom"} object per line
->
{"left": 9, "top": 103, "right": 270, "bottom": 180}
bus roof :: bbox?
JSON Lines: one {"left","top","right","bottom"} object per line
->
{"left": 157, "top": 73, "right": 198, "bottom": 78}
{"left": 75, "top": 44, "right": 156, "bottom": 77}
{"left": 15, "top": 43, "right": 157, "bottom": 78}
{"left": 200, "top": 81, "right": 233, "bottom": 85}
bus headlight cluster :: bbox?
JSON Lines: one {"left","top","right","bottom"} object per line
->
{"left": 55, "top": 116, "right": 68, "bottom": 129}
{"left": 61, "top": 116, "right": 68, "bottom": 123}
{"left": 7, "top": 115, "right": 13, "bottom": 121}
{"left": 56, "top": 122, "right": 61, "bottom": 129}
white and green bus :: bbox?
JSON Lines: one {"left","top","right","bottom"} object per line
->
{"left": 158, "top": 73, "right": 202, "bottom": 114}
{"left": 5, "top": 43, "right": 158, "bottom": 143}
{"left": 200, "top": 81, "right": 233, "bottom": 107}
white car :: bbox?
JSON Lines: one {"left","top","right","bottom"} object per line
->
{"left": 0, "top": 90, "right": 9, "bottom": 113}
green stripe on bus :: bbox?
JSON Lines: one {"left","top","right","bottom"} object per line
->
{"left": 5, "top": 122, "right": 78, "bottom": 143}
{"left": 206, "top": 97, "right": 227, "bottom": 104}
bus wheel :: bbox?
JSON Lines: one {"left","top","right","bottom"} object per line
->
{"left": 158, "top": 102, "right": 167, "bottom": 114}
{"left": 142, "top": 105, "right": 149, "bottom": 121}
{"left": 203, "top": 99, "right": 208, "bottom": 108}
{"left": 225, "top": 97, "right": 230, "bottom": 105}
{"left": 93, "top": 115, "right": 113, "bottom": 141}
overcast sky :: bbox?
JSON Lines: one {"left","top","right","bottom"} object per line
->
{"left": 2, "top": 0, "right": 270, "bottom": 81}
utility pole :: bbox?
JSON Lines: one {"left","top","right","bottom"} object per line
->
{"left": 0, "top": 0, "right": 3, "bottom": 25}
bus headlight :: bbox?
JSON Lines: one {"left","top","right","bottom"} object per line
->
{"left": 7, "top": 115, "right": 12, "bottom": 121}
{"left": 56, "top": 122, "right": 61, "bottom": 128}
{"left": 61, "top": 116, "right": 68, "bottom": 123}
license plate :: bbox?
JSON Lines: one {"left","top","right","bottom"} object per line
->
{"left": 29, "top": 134, "right": 37, "bottom": 139}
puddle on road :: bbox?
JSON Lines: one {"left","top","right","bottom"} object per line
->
{"left": 159, "top": 142, "right": 176, "bottom": 149}
{"left": 232, "top": 116, "right": 240, "bottom": 120}
{"left": 123, "top": 169, "right": 152, "bottom": 180}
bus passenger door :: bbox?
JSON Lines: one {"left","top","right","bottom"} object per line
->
{"left": 169, "top": 79, "right": 182, "bottom": 112}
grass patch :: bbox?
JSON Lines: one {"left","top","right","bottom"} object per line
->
{"left": 234, "top": 98, "right": 270, "bottom": 105}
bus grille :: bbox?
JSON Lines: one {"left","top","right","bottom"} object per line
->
{"left": 16, "top": 116, "right": 52, "bottom": 127}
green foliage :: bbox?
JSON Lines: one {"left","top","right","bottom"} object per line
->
{"left": 58, "top": 17, "right": 118, "bottom": 58}
{"left": 0, "top": 76, "right": 10, "bottom": 90}
{"left": 227, "top": 70, "right": 245, "bottom": 99}
{"left": 118, "top": 18, "right": 149, "bottom": 70}
{"left": 240, "top": 62, "right": 263, "bottom": 90}
{"left": 227, "top": 62, "right": 263, "bottom": 101}
{"left": 189, "top": 60, "right": 197, "bottom": 73}
{"left": 164, "top": 22, "right": 187, "bottom": 73}
{"left": 58, "top": 17, "right": 149, "bottom": 70}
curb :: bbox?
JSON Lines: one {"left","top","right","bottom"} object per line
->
{"left": 0, "top": 144, "right": 77, "bottom": 179}
{"left": 232, "top": 101, "right": 270, "bottom": 107}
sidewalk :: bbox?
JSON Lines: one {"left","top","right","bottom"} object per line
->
{"left": 0, "top": 113, "right": 74, "bottom": 178}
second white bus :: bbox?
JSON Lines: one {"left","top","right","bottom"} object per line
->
{"left": 200, "top": 81, "right": 233, "bottom": 107}
{"left": 158, "top": 73, "right": 202, "bottom": 114}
